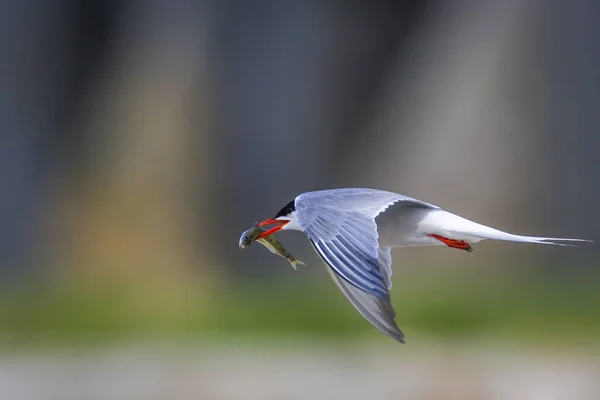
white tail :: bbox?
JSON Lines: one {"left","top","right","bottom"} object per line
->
{"left": 421, "top": 210, "right": 593, "bottom": 246}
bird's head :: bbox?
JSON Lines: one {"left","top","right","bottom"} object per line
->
{"left": 256, "top": 199, "right": 300, "bottom": 238}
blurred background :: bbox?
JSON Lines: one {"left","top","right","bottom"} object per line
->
{"left": 1, "top": 1, "right": 599, "bottom": 399}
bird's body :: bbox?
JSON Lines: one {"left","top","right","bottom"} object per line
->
{"left": 253, "top": 188, "right": 590, "bottom": 343}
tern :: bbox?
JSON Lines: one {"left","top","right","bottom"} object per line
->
{"left": 254, "top": 188, "right": 589, "bottom": 343}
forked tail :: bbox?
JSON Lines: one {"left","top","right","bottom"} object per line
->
{"left": 425, "top": 210, "right": 593, "bottom": 247}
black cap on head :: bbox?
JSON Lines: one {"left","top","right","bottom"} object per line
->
{"left": 274, "top": 199, "right": 295, "bottom": 219}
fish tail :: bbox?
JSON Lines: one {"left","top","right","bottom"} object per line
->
{"left": 289, "top": 259, "right": 305, "bottom": 270}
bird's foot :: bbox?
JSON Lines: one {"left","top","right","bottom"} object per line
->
{"left": 428, "top": 234, "right": 473, "bottom": 252}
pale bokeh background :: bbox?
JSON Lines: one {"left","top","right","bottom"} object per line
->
{"left": 0, "top": 1, "right": 598, "bottom": 399}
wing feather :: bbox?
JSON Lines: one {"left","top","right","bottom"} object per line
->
{"left": 294, "top": 188, "right": 434, "bottom": 342}
{"left": 320, "top": 243, "right": 404, "bottom": 343}
{"left": 297, "top": 189, "right": 411, "bottom": 296}
{"left": 329, "top": 238, "right": 383, "bottom": 285}
{"left": 313, "top": 240, "right": 385, "bottom": 296}
{"left": 378, "top": 247, "right": 393, "bottom": 289}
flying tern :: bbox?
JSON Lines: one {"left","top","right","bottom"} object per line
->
{"left": 254, "top": 188, "right": 590, "bottom": 343}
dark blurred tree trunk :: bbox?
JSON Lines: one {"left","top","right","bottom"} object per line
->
{"left": 543, "top": 0, "right": 600, "bottom": 270}
{"left": 0, "top": 1, "right": 118, "bottom": 277}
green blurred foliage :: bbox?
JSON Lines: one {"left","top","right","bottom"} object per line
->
{"left": 0, "top": 267, "right": 598, "bottom": 349}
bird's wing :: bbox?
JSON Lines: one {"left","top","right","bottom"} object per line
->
{"left": 297, "top": 188, "right": 438, "bottom": 216}
{"left": 296, "top": 188, "right": 434, "bottom": 297}
{"left": 295, "top": 188, "right": 431, "bottom": 342}
{"left": 323, "top": 246, "right": 405, "bottom": 343}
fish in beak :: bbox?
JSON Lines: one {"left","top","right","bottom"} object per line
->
{"left": 256, "top": 218, "right": 289, "bottom": 239}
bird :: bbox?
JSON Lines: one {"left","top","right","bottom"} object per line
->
{"left": 254, "top": 188, "right": 590, "bottom": 343}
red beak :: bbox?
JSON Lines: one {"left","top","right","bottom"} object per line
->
{"left": 256, "top": 218, "right": 289, "bottom": 238}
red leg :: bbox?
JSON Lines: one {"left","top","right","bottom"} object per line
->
{"left": 428, "top": 234, "right": 473, "bottom": 252}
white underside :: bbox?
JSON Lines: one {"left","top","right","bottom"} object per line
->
{"left": 377, "top": 207, "right": 588, "bottom": 248}
{"left": 417, "top": 210, "right": 498, "bottom": 243}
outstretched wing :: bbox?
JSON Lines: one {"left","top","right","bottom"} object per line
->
{"left": 296, "top": 188, "right": 430, "bottom": 296}
{"left": 323, "top": 246, "right": 405, "bottom": 343}
{"left": 307, "top": 210, "right": 388, "bottom": 297}
{"left": 296, "top": 188, "right": 430, "bottom": 342}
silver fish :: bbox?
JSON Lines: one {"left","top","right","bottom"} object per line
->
{"left": 239, "top": 225, "right": 263, "bottom": 249}
{"left": 239, "top": 224, "right": 305, "bottom": 270}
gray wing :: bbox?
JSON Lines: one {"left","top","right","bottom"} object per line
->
{"left": 296, "top": 188, "right": 433, "bottom": 342}
{"left": 297, "top": 188, "right": 438, "bottom": 217}
{"left": 307, "top": 211, "right": 388, "bottom": 297}
{"left": 324, "top": 246, "right": 404, "bottom": 343}
{"left": 296, "top": 188, "right": 435, "bottom": 297}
